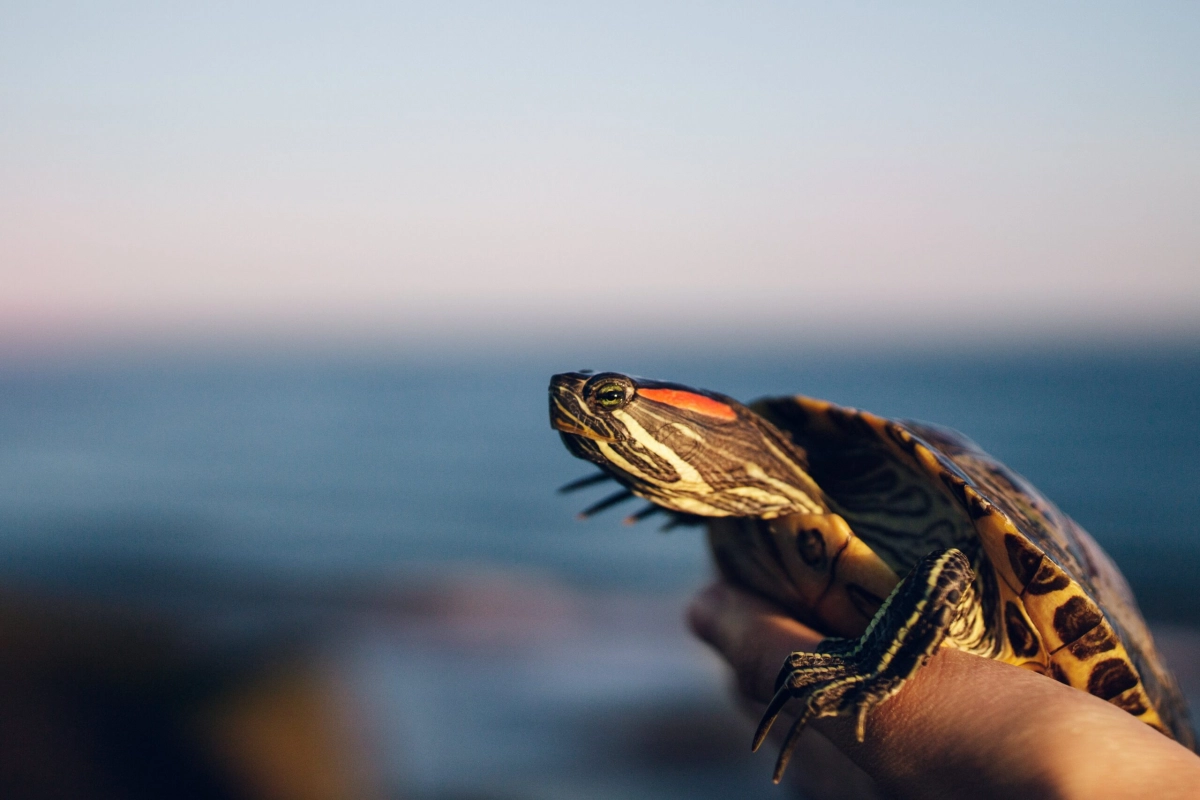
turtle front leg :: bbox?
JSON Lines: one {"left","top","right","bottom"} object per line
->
{"left": 753, "top": 548, "right": 974, "bottom": 783}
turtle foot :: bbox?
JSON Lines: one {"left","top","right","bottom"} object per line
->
{"left": 752, "top": 548, "right": 974, "bottom": 783}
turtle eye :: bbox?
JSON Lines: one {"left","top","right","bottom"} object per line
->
{"left": 595, "top": 383, "right": 627, "bottom": 408}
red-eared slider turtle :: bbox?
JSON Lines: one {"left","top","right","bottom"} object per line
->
{"left": 548, "top": 371, "right": 1195, "bottom": 781}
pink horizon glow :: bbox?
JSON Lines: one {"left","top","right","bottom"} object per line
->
{"left": 3, "top": 3, "right": 1198, "bottom": 352}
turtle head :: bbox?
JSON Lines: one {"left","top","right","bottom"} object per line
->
{"left": 549, "top": 371, "right": 826, "bottom": 518}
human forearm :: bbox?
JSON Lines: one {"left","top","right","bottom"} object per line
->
{"left": 688, "top": 581, "right": 1200, "bottom": 800}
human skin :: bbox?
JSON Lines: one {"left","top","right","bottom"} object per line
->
{"left": 687, "top": 581, "right": 1200, "bottom": 800}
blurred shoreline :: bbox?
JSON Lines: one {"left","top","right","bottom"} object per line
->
{"left": 2, "top": 565, "right": 1194, "bottom": 799}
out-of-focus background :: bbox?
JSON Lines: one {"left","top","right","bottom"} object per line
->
{"left": 1, "top": 3, "right": 1198, "bottom": 799}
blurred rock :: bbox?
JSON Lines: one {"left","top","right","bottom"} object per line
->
{"left": 0, "top": 587, "right": 385, "bottom": 800}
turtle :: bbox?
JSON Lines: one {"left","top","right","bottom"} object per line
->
{"left": 548, "top": 370, "right": 1195, "bottom": 782}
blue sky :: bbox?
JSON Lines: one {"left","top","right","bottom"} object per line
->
{"left": 2, "top": 2, "right": 1197, "bottom": 350}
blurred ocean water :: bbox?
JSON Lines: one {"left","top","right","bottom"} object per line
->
{"left": 0, "top": 345, "right": 1197, "bottom": 621}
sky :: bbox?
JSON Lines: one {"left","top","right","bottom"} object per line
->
{"left": 2, "top": 2, "right": 1198, "bottom": 352}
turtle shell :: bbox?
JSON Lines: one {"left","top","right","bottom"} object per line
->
{"left": 743, "top": 394, "right": 1196, "bottom": 749}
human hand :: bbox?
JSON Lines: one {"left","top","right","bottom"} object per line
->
{"left": 688, "top": 580, "right": 1200, "bottom": 800}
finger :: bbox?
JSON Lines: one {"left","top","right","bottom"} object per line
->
{"left": 686, "top": 581, "right": 822, "bottom": 703}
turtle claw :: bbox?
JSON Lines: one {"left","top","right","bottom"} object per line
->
{"left": 854, "top": 701, "right": 870, "bottom": 744}
{"left": 752, "top": 548, "right": 973, "bottom": 782}
{"left": 751, "top": 682, "right": 797, "bottom": 752}
{"left": 773, "top": 706, "right": 818, "bottom": 784}
{"left": 622, "top": 504, "right": 662, "bottom": 525}
{"left": 753, "top": 652, "right": 856, "bottom": 781}
{"left": 577, "top": 489, "right": 635, "bottom": 518}
{"left": 558, "top": 472, "right": 612, "bottom": 493}
{"left": 658, "top": 513, "right": 705, "bottom": 532}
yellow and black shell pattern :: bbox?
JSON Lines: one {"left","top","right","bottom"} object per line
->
{"left": 750, "top": 395, "right": 1195, "bottom": 749}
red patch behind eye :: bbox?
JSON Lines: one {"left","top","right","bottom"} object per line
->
{"left": 636, "top": 388, "right": 738, "bottom": 421}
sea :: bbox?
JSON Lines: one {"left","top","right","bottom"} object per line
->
{"left": 1, "top": 343, "right": 1198, "bottom": 798}
{"left": 0, "top": 343, "right": 1197, "bottom": 621}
